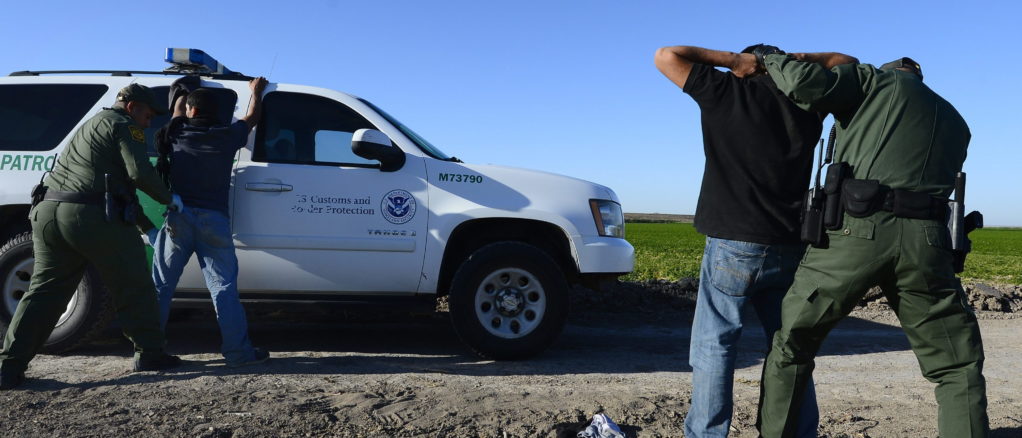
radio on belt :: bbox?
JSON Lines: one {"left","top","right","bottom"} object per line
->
{"left": 163, "top": 48, "right": 238, "bottom": 75}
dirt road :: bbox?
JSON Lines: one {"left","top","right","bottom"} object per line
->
{"left": 1, "top": 282, "right": 1020, "bottom": 437}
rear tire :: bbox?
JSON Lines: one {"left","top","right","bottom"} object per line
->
{"left": 448, "top": 241, "right": 569, "bottom": 360}
{"left": 0, "top": 231, "right": 114, "bottom": 353}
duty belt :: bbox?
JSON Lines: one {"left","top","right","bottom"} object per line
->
{"left": 43, "top": 190, "right": 104, "bottom": 205}
{"left": 842, "top": 179, "right": 948, "bottom": 221}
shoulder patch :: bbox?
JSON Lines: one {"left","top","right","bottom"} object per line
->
{"left": 128, "top": 126, "right": 145, "bottom": 143}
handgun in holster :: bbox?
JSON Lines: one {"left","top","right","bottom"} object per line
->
{"left": 947, "top": 172, "right": 983, "bottom": 273}
{"left": 30, "top": 183, "right": 47, "bottom": 208}
{"left": 29, "top": 157, "right": 53, "bottom": 217}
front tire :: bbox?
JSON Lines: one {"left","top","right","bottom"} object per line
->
{"left": 448, "top": 241, "right": 569, "bottom": 360}
{"left": 0, "top": 231, "right": 113, "bottom": 353}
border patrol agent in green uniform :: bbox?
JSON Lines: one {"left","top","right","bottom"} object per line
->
{"left": 752, "top": 54, "right": 988, "bottom": 437}
{"left": 0, "top": 84, "right": 187, "bottom": 390}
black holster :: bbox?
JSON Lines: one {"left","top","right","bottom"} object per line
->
{"left": 951, "top": 211, "right": 984, "bottom": 273}
{"left": 28, "top": 183, "right": 47, "bottom": 220}
{"left": 30, "top": 183, "right": 47, "bottom": 208}
{"left": 823, "top": 162, "right": 849, "bottom": 229}
{"left": 800, "top": 188, "right": 825, "bottom": 247}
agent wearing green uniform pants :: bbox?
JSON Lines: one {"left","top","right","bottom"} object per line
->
{"left": 744, "top": 54, "right": 989, "bottom": 437}
{"left": 0, "top": 84, "right": 186, "bottom": 390}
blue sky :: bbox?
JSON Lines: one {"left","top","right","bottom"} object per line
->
{"left": 4, "top": 1, "right": 1019, "bottom": 225}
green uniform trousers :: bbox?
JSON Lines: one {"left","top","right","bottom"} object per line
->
{"left": 0, "top": 200, "right": 166, "bottom": 374}
{"left": 757, "top": 212, "right": 988, "bottom": 438}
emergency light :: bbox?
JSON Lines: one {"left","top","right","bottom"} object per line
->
{"left": 163, "top": 48, "right": 236, "bottom": 75}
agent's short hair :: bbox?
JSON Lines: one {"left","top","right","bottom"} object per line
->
{"left": 186, "top": 88, "right": 219, "bottom": 118}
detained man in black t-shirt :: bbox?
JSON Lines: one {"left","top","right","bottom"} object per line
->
{"left": 148, "top": 77, "right": 271, "bottom": 368}
{"left": 655, "top": 44, "right": 857, "bottom": 438}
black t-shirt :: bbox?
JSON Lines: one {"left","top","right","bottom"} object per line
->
{"left": 167, "top": 116, "right": 250, "bottom": 215}
{"left": 683, "top": 63, "right": 822, "bottom": 244}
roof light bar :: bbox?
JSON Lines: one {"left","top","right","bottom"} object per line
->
{"left": 164, "top": 48, "right": 237, "bottom": 75}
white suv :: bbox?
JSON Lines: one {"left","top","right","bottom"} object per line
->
{"left": 0, "top": 50, "right": 633, "bottom": 359}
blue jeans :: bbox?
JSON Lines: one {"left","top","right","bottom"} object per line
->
{"left": 685, "top": 237, "right": 819, "bottom": 438}
{"left": 152, "top": 207, "right": 257, "bottom": 365}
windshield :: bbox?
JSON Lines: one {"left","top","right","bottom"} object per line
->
{"left": 358, "top": 98, "right": 453, "bottom": 161}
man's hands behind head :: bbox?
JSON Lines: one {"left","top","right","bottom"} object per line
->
{"left": 731, "top": 53, "right": 762, "bottom": 78}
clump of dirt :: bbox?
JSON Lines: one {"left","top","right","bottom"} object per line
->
{"left": 857, "top": 282, "right": 1021, "bottom": 316}
{"left": 964, "top": 283, "right": 1022, "bottom": 313}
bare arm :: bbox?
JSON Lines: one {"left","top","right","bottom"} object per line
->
{"left": 240, "top": 77, "right": 268, "bottom": 130}
{"left": 654, "top": 46, "right": 760, "bottom": 88}
{"left": 790, "top": 52, "right": 860, "bottom": 69}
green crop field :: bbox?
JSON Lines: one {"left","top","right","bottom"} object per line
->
{"left": 623, "top": 223, "right": 1021, "bottom": 285}
{"left": 623, "top": 223, "right": 705, "bottom": 281}
{"left": 963, "top": 228, "right": 1022, "bottom": 284}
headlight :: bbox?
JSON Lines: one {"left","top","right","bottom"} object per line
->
{"left": 589, "top": 199, "right": 625, "bottom": 238}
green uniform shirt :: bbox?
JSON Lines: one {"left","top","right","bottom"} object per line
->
{"left": 757, "top": 56, "right": 988, "bottom": 438}
{"left": 45, "top": 107, "right": 171, "bottom": 204}
{"left": 763, "top": 54, "right": 970, "bottom": 198}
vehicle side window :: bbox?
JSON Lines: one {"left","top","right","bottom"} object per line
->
{"left": 145, "top": 86, "right": 238, "bottom": 156}
{"left": 254, "top": 92, "right": 378, "bottom": 167}
{"left": 0, "top": 84, "right": 108, "bottom": 152}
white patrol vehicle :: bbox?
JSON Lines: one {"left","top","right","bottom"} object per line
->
{"left": 0, "top": 49, "right": 633, "bottom": 360}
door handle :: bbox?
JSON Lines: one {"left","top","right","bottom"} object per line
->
{"left": 245, "top": 182, "right": 293, "bottom": 192}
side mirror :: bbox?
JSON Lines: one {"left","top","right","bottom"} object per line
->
{"left": 352, "top": 129, "right": 405, "bottom": 172}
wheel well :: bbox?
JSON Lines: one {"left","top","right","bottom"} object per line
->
{"left": 0, "top": 204, "right": 31, "bottom": 244}
{"left": 436, "top": 218, "right": 577, "bottom": 297}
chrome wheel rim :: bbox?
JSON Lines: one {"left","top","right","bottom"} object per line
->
{"left": 474, "top": 268, "right": 545, "bottom": 339}
{"left": 3, "top": 257, "right": 78, "bottom": 326}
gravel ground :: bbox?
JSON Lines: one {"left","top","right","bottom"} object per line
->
{"left": 1, "top": 280, "right": 1020, "bottom": 437}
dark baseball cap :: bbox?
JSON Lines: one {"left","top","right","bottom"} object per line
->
{"left": 880, "top": 57, "right": 923, "bottom": 80}
{"left": 116, "top": 83, "right": 168, "bottom": 115}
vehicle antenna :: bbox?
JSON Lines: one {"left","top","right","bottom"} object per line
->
{"left": 268, "top": 52, "right": 278, "bottom": 80}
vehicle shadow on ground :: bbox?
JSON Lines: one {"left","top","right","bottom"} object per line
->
{"left": 992, "top": 427, "right": 1022, "bottom": 438}
{"left": 63, "top": 307, "right": 912, "bottom": 381}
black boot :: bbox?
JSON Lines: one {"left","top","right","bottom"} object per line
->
{"left": 0, "top": 370, "right": 25, "bottom": 390}
{"left": 133, "top": 353, "right": 183, "bottom": 372}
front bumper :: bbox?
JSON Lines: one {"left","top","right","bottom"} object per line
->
{"left": 575, "top": 235, "right": 634, "bottom": 274}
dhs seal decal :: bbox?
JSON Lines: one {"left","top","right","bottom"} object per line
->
{"left": 382, "top": 189, "right": 416, "bottom": 224}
